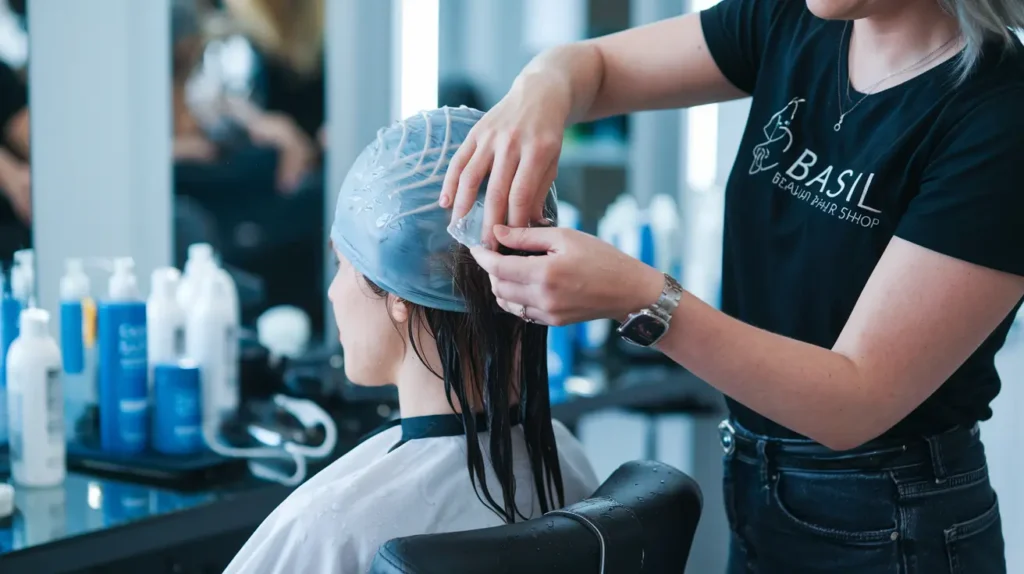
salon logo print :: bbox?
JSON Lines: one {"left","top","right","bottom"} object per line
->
{"left": 749, "top": 97, "right": 882, "bottom": 229}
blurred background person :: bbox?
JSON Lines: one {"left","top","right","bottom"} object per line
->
{"left": 0, "top": 0, "right": 29, "bottom": 261}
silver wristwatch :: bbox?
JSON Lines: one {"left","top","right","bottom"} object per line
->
{"left": 617, "top": 274, "right": 683, "bottom": 347}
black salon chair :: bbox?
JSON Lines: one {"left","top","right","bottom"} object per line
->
{"left": 369, "top": 460, "right": 702, "bottom": 574}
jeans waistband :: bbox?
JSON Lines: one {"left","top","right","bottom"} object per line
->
{"left": 718, "top": 419, "right": 982, "bottom": 473}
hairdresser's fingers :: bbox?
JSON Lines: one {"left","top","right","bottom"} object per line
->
{"left": 494, "top": 296, "right": 554, "bottom": 326}
{"left": 490, "top": 279, "right": 542, "bottom": 310}
{"left": 480, "top": 141, "right": 521, "bottom": 248}
{"left": 507, "top": 143, "right": 560, "bottom": 229}
{"left": 450, "top": 144, "right": 494, "bottom": 224}
{"left": 493, "top": 226, "right": 564, "bottom": 253}
{"left": 471, "top": 247, "right": 541, "bottom": 284}
{"left": 440, "top": 137, "right": 477, "bottom": 214}
{"left": 532, "top": 161, "right": 559, "bottom": 225}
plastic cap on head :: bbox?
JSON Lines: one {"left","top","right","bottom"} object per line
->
{"left": 20, "top": 307, "right": 50, "bottom": 338}
{"left": 151, "top": 267, "right": 181, "bottom": 299}
{"left": 65, "top": 258, "right": 85, "bottom": 275}
{"left": 188, "top": 243, "right": 214, "bottom": 262}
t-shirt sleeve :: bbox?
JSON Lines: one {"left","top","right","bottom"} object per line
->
{"left": 698, "top": 0, "right": 779, "bottom": 94}
{"left": 895, "top": 95, "right": 1024, "bottom": 277}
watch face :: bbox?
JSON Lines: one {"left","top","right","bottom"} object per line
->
{"left": 620, "top": 313, "right": 668, "bottom": 347}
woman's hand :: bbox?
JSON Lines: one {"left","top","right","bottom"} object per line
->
{"left": 471, "top": 225, "right": 664, "bottom": 326}
{"left": 0, "top": 149, "right": 30, "bottom": 225}
{"left": 439, "top": 74, "right": 573, "bottom": 248}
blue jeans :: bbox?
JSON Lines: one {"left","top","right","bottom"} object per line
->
{"left": 721, "top": 420, "right": 1006, "bottom": 573}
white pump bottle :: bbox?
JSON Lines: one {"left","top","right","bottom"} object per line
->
{"left": 186, "top": 272, "right": 239, "bottom": 427}
{"left": 177, "top": 243, "right": 214, "bottom": 312}
{"left": 147, "top": 268, "right": 185, "bottom": 392}
{"left": 7, "top": 308, "right": 65, "bottom": 487}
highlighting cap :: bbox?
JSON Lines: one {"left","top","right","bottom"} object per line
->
{"left": 330, "top": 106, "right": 557, "bottom": 312}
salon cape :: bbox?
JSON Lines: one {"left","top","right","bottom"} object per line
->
{"left": 224, "top": 417, "right": 599, "bottom": 574}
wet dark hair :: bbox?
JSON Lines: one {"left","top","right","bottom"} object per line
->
{"left": 363, "top": 243, "right": 564, "bottom": 523}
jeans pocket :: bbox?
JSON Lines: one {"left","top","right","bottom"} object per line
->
{"left": 944, "top": 495, "right": 1006, "bottom": 574}
{"left": 770, "top": 470, "right": 898, "bottom": 543}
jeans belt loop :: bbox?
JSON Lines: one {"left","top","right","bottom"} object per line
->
{"left": 718, "top": 419, "right": 736, "bottom": 457}
{"left": 925, "top": 433, "right": 948, "bottom": 482}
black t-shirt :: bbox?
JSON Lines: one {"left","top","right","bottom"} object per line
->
{"left": 0, "top": 59, "right": 26, "bottom": 142}
{"left": 700, "top": 0, "right": 1024, "bottom": 439}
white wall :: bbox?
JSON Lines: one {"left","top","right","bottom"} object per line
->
{"left": 988, "top": 322, "right": 1024, "bottom": 571}
{"left": 30, "top": 0, "right": 172, "bottom": 319}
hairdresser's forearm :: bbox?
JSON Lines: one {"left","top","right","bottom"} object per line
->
{"left": 514, "top": 14, "right": 745, "bottom": 126}
{"left": 655, "top": 293, "right": 877, "bottom": 450}
{"left": 514, "top": 43, "right": 606, "bottom": 126}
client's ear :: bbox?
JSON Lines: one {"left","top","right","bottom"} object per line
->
{"left": 390, "top": 296, "right": 410, "bottom": 324}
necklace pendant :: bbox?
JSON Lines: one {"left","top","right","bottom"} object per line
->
{"left": 833, "top": 118, "right": 843, "bottom": 132}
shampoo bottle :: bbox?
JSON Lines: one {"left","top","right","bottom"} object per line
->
{"left": 147, "top": 267, "right": 185, "bottom": 397}
{"left": 186, "top": 273, "right": 237, "bottom": 427}
{"left": 60, "top": 259, "right": 98, "bottom": 443}
{"left": 11, "top": 249, "right": 34, "bottom": 307}
{"left": 177, "top": 243, "right": 214, "bottom": 313}
{"left": 7, "top": 308, "right": 66, "bottom": 487}
{"left": 0, "top": 268, "right": 21, "bottom": 448}
{"left": 98, "top": 258, "right": 148, "bottom": 454}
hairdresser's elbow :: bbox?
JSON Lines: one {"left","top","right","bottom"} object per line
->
{"left": 807, "top": 419, "right": 889, "bottom": 452}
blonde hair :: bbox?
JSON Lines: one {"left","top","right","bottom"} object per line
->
{"left": 227, "top": 0, "right": 324, "bottom": 77}
{"left": 940, "top": 0, "right": 1024, "bottom": 82}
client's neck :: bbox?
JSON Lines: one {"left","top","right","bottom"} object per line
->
{"left": 393, "top": 350, "right": 478, "bottom": 419}
{"left": 393, "top": 343, "right": 523, "bottom": 420}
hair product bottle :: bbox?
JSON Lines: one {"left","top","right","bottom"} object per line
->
{"left": 0, "top": 267, "right": 20, "bottom": 449}
{"left": 98, "top": 258, "right": 148, "bottom": 454}
{"left": 7, "top": 308, "right": 66, "bottom": 487}
{"left": 147, "top": 268, "right": 185, "bottom": 394}
{"left": 186, "top": 272, "right": 238, "bottom": 428}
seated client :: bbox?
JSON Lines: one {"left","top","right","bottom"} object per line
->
{"left": 226, "top": 106, "right": 599, "bottom": 574}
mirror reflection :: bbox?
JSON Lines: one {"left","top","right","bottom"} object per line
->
{"left": 0, "top": 0, "right": 28, "bottom": 262}
{"left": 172, "top": 0, "right": 326, "bottom": 338}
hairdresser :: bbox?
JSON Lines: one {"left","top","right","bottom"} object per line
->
{"left": 442, "top": 1, "right": 1024, "bottom": 572}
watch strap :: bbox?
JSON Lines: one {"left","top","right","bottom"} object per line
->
{"left": 650, "top": 274, "right": 683, "bottom": 322}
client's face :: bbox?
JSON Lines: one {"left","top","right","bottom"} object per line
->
{"left": 328, "top": 249, "right": 408, "bottom": 386}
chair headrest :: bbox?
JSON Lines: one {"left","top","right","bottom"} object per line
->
{"left": 369, "top": 460, "right": 703, "bottom": 574}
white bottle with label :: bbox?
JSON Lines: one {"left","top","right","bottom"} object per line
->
{"left": 185, "top": 273, "right": 237, "bottom": 428}
{"left": 7, "top": 308, "right": 65, "bottom": 487}
{"left": 147, "top": 267, "right": 185, "bottom": 393}
{"left": 177, "top": 243, "right": 214, "bottom": 313}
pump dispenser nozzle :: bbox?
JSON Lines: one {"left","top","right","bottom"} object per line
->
{"left": 108, "top": 258, "right": 140, "bottom": 301}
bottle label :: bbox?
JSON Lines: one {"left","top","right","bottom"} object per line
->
{"left": 173, "top": 326, "right": 186, "bottom": 357}
{"left": 46, "top": 368, "right": 64, "bottom": 442}
{"left": 120, "top": 398, "right": 149, "bottom": 446}
{"left": 9, "top": 389, "right": 21, "bottom": 464}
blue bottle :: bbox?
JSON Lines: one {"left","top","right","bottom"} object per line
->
{"left": 152, "top": 361, "right": 202, "bottom": 455}
{"left": 0, "top": 267, "right": 21, "bottom": 448}
{"left": 60, "top": 259, "right": 98, "bottom": 444}
{"left": 98, "top": 258, "right": 148, "bottom": 454}
{"left": 60, "top": 259, "right": 90, "bottom": 375}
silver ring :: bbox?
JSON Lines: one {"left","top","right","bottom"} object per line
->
{"left": 519, "top": 305, "right": 534, "bottom": 324}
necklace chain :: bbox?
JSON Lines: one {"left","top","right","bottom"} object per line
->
{"left": 834, "top": 22, "right": 959, "bottom": 132}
